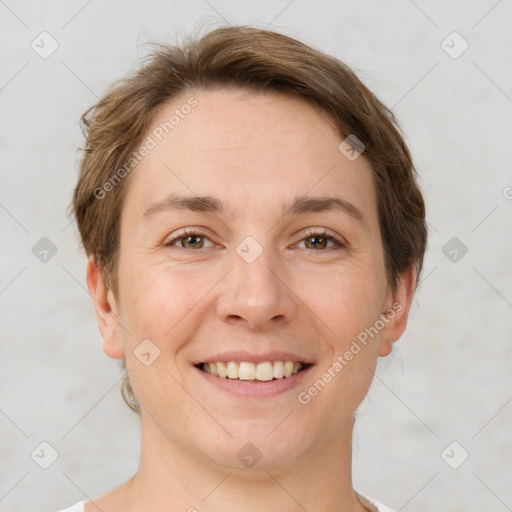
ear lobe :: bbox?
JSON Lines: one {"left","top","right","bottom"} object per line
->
{"left": 86, "top": 256, "right": 125, "bottom": 360}
{"left": 378, "top": 265, "right": 417, "bottom": 357}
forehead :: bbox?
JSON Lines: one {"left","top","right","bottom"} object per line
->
{"left": 122, "top": 88, "right": 378, "bottom": 225}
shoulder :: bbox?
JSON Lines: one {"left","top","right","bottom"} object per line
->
{"left": 53, "top": 499, "right": 87, "bottom": 512}
{"left": 363, "top": 495, "right": 398, "bottom": 512}
{"left": 55, "top": 496, "right": 395, "bottom": 512}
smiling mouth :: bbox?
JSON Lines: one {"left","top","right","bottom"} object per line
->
{"left": 197, "top": 361, "right": 312, "bottom": 381}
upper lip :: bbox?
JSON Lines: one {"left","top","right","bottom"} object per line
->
{"left": 193, "top": 351, "right": 314, "bottom": 365}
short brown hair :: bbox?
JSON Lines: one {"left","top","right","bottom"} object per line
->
{"left": 71, "top": 25, "right": 427, "bottom": 414}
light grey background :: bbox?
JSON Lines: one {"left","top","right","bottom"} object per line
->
{"left": 1, "top": 1, "right": 511, "bottom": 511}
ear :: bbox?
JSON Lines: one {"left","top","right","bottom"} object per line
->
{"left": 86, "top": 256, "right": 125, "bottom": 359}
{"left": 378, "top": 264, "right": 417, "bottom": 357}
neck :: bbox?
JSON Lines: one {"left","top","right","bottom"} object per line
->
{"left": 122, "top": 413, "right": 368, "bottom": 512}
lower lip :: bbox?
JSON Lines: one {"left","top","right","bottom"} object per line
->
{"left": 193, "top": 365, "right": 313, "bottom": 398}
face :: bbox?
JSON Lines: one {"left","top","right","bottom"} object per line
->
{"left": 88, "top": 88, "right": 415, "bottom": 471}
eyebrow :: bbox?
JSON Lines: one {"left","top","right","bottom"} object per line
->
{"left": 143, "top": 192, "right": 367, "bottom": 227}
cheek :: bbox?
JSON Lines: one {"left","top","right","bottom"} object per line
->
{"left": 298, "top": 269, "right": 383, "bottom": 398}
{"left": 117, "top": 254, "right": 193, "bottom": 336}
{"left": 297, "top": 265, "right": 386, "bottom": 339}
{"left": 118, "top": 267, "right": 194, "bottom": 416}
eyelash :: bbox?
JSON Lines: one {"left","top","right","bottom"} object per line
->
{"left": 164, "top": 227, "right": 348, "bottom": 252}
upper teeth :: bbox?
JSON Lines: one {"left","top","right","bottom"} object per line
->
{"left": 201, "top": 361, "right": 303, "bottom": 381}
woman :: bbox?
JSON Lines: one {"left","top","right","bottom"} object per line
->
{"left": 59, "top": 24, "right": 427, "bottom": 512}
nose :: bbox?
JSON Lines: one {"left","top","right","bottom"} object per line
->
{"left": 216, "top": 246, "right": 298, "bottom": 330}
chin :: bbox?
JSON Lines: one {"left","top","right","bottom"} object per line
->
{"left": 190, "top": 421, "right": 311, "bottom": 472}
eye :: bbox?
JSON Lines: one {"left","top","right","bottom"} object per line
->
{"left": 164, "top": 227, "right": 348, "bottom": 252}
{"left": 296, "top": 228, "right": 347, "bottom": 251}
{"left": 164, "top": 228, "right": 214, "bottom": 250}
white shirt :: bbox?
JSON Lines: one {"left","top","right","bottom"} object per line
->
{"left": 55, "top": 495, "right": 396, "bottom": 511}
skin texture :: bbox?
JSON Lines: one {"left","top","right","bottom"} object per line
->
{"left": 86, "top": 88, "right": 416, "bottom": 512}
